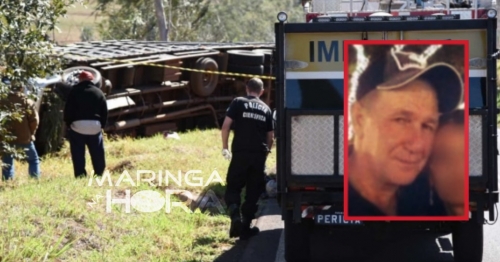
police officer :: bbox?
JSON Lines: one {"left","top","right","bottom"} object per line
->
{"left": 221, "top": 77, "right": 274, "bottom": 240}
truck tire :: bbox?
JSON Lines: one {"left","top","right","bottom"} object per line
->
{"left": 452, "top": 219, "right": 483, "bottom": 262}
{"left": 264, "top": 66, "right": 275, "bottom": 75}
{"left": 284, "top": 211, "right": 311, "bottom": 262}
{"left": 252, "top": 49, "right": 273, "bottom": 64}
{"left": 103, "top": 79, "right": 113, "bottom": 96}
{"left": 62, "top": 66, "right": 102, "bottom": 89}
{"left": 227, "top": 50, "right": 264, "bottom": 66}
{"left": 227, "top": 64, "right": 264, "bottom": 76}
{"left": 190, "top": 57, "right": 219, "bottom": 97}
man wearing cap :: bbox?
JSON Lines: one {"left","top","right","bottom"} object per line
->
{"left": 63, "top": 71, "right": 108, "bottom": 178}
{"left": 348, "top": 44, "right": 464, "bottom": 216}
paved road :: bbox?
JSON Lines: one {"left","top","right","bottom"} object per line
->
{"left": 214, "top": 198, "right": 284, "bottom": 262}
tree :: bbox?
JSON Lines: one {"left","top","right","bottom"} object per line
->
{"left": 0, "top": 0, "right": 81, "bottom": 162}
{"left": 197, "top": 0, "right": 304, "bottom": 42}
{"left": 81, "top": 26, "right": 95, "bottom": 42}
{"left": 94, "top": 0, "right": 157, "bottom": 40}
{"left": 154, "top": 0, "right": 168, "bottom": 40}
{"left": 94, "top": 0, "right": 212, "bottom": 41}
{"left": 94, "top": 0, "right": 304, "bottom": 42}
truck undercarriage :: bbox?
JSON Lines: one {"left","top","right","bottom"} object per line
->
{"left": 29, "top": 42, "right": 276, "bottom": 155}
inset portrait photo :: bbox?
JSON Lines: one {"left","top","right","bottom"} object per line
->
{"left": 343, "top": 40, "right": 469, "bottom": 221}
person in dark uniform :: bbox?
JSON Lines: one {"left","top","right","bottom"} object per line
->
{"left": 221, "top": 77, "right": 274, "bottom": 240}
{"left": 347, "top": 44, "right": 464, "bottom": 217}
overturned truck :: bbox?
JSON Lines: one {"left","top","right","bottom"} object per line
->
{"left": 34, "top": 41, "right": 275, "bottom": 155}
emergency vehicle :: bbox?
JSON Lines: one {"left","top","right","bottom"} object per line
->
{"left": 274, "top": 0, "right": 499, "bottom": 261}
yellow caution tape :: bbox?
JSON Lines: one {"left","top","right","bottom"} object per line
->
{"left": 85, "top": 54, "right": 277, "bottom": 80}
{"left": 1, "top": 45, "right": 277, "bottom": 80}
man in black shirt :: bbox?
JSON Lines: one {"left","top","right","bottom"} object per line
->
{"left": 221, "top": 78, "right": 274, "bottom": 240}
{"left": 64, "top": 71, "right": 108, "bottom": 178}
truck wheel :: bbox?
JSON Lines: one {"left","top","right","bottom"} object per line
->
{"left": 284, "top": 211, "right": 311, "bottom": 262}
{"left": 252, "top": 49, "right": 273, "bottom": 64}
{"left": 190, "top": 57, "right": 219, "bottom": 97}
{"left": 103, "top": 79, "right": 113, "bottom": 96}
{"left": 452, "top": 219, "right": 483, "bottom": 262}
{"left": 263, "top": 66, "right": 275, "bottom": 75}
{"left": 62, "top": 66, "right": 102, "bottom": 89}
{"left": 227, "top": 50, "right": 264, "bottom": 66}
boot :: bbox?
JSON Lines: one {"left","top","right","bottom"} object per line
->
{"left": 240, "top": 217, "right": 259, "bottom": 240}
{"left": 228, "top": 204, "right": 242, "bottom": 238}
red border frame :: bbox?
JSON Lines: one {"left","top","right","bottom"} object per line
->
{"left": 343, "top": 40, "right": 470, "bottom": 221}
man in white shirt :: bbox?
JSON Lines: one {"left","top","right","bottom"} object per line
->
{"left": 63, "top": 71, "right": 108, "bottom": 178}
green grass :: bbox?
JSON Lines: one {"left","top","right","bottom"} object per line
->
{"left": 0, "top": 128, "right": 277, "bottom": 261}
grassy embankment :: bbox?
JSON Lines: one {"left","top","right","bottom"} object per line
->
{"left": 0, "top": 129, "right": 277, "bottom": 261}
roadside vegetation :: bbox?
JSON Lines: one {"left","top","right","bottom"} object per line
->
{"left": 0, "top": 129, "right": 277, "bottom": 261}
{"left": 55, "top": 0, "right": 304, "bottom": 44}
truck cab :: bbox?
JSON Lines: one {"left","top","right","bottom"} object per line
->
{"left": 274, "top": 1, "right": 499, "bottom": 261}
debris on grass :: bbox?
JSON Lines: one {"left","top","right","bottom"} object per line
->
{"left": 163, "top": 131, "right": 180, "bottom": 140}
{"left": 109, "top": 160, "right": 134, "bottom": 174}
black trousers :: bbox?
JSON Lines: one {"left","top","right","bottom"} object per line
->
{"left": 67, "top": 129, "right": 106, "bottom": 178}
{"left": 224, "top": 152, "right": 267, "bottom": 221}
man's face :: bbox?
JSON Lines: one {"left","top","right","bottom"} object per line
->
{"left": 429, "top": 124, "right": 465, "bottom": 205}
{"left": 352, "top": 79, "right": 439, "bottom": 186}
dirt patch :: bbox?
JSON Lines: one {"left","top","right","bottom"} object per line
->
{"left": 56, "top": 217, "right": 106, "bottom": 256}
{"left": 109, "top": 160, "right": 134, "bottom": 174}
{"left": 113, "top": 189, "right": 128, "bottom": 198}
